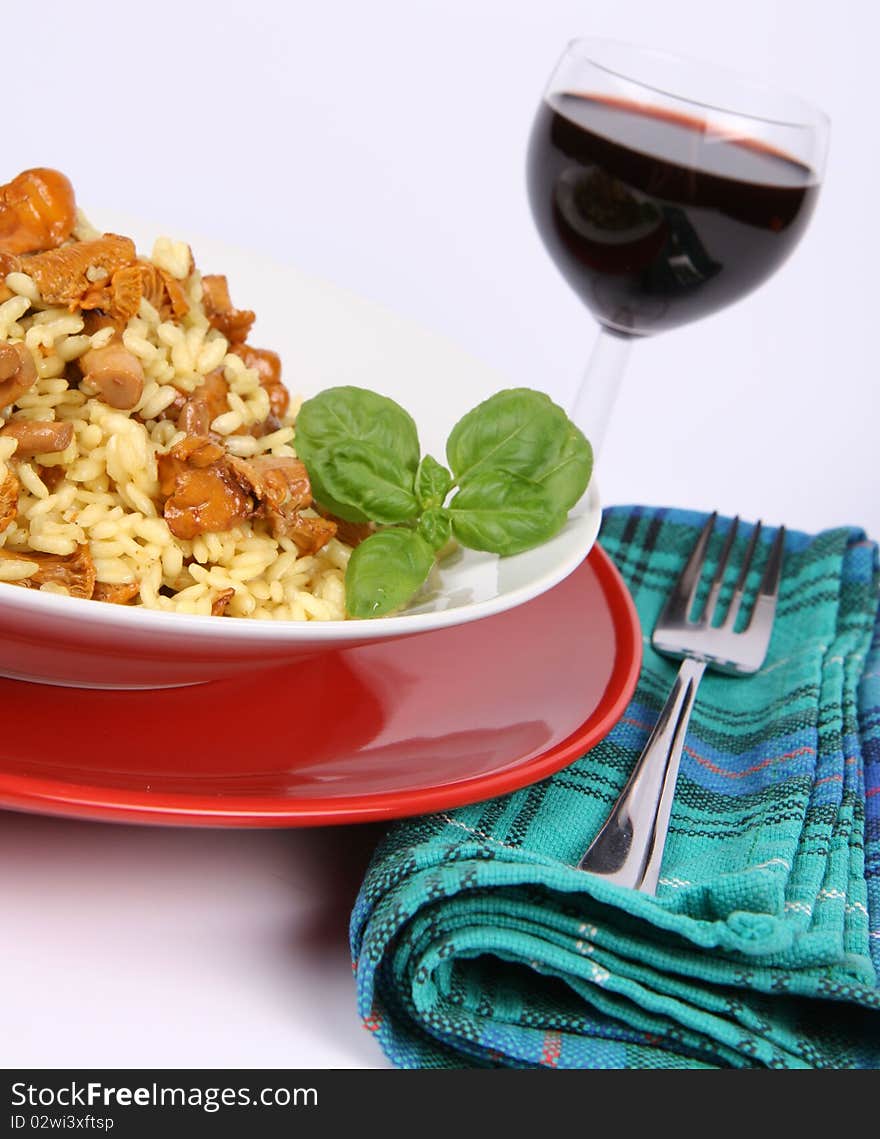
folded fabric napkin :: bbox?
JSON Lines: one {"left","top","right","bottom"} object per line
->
{"left": 350, "top": 506, "right": 880, "bottom": 1068}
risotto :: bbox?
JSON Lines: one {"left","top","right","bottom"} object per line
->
{"left": 0, "top": 168, "right": 352, "bottom": 620}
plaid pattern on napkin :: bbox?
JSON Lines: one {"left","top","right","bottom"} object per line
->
{"left": 350, "top": 507, "right": 880, "bottom": 1068}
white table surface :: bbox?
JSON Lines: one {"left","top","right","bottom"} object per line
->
{"left": 2, "top": 0, "right": 877, "bottom": 1069}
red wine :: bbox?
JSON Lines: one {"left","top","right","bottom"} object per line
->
{"left": 527, "top": 93, "right": 820, "bottom": 335}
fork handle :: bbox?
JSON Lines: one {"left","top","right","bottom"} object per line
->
{"left": 578, "top": 657, "right": 706, "bottom": 893}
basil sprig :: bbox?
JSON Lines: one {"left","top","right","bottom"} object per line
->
{"left": 294, "top": 386, "right": 592, "bottom": 618}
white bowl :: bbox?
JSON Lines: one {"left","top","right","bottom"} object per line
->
{"left": 0, "top": 223, "right": 601, "bottom": 688}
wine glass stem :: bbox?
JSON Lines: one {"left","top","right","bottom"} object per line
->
{"left": 569, "top": 328, "right": 632, "bottom": 457}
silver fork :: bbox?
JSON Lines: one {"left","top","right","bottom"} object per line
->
{"left": 578, "top": 513, "right": 786, "bottom": 894}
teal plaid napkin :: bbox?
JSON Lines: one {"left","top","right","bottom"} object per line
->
{"left": 350, "top": 507, "right": 880, "bottom": 1068}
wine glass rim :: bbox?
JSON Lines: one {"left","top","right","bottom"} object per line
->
{"left": 563, "top": 36, "right": 830, "bottom": 132}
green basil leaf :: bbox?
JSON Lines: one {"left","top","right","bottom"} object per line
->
{"left": 446, "top": 388, "right": 561, "bottom": 484}
{"left": 295, "top": 385, "right": 421, "bottom": 469}
{"left": 446, "top": 388, "right": 591, "bottom": 511}
{"left": 295, "top": 386, "right": 421, "bottom": 518}
{"left": 414, "top": 454, "right": 453, "bottom": 509}
{"left": 418, "top": 506, "right": 452, "bottom": 551}
{"left": 316, "top": 441, "right": 419, "bottom": 524}
{"left": 534, "top": 421, "right": 593, "bottom": 512}
{"left": 345, "top": 528, "right": 435, "bottom": 618}
{"left": 448, "top": 469, "right": 565, "bottom": 556}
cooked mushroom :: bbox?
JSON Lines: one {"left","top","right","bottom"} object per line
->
{"left": 201, "top": 274, "right": 255, "bottom": 345}
{"left": 0, "top": 420, "right": 73, "bottom": 458}
{"left": 92, "top": 581, "right": 140, "bottom": 605}
{"left": 36, "top": 464, "right": 66, "bottom": 493}
{"left": 139, "top": 259, "right": 190, "bottom": 321}
{"left": 177, "top": 394, "right": 209, "bottom": 437}
{"left": 79, "top": 340, "right": 145, "bottom": 409}
{"left": 280, "top": 512, "right": 339, "bottom": 556}
{"left": 16, "top": 234, "right": 137, "bottom": 308}
{"left": 233, "top": 344, "right": 289, "bottom": 419}
{"left": 2, "top": 228, "right": 192, "bottom": 326}
{"left": 81, "top": 312, "right": 117, "bottom": 336}
{"left": 176, "top": 369, "right": 230, "bottom": 436}
{"left": 157, "top": 425, "right": 255, "bottom": 540}
{"left": 0, "top": 168, "right": 77, "bottom": 255}
{"left": 0, "top": 543, "right": 96, "bottom": 598}
{"left": 0, "top": 342, "right": 19, "bottom": 381}
{"left": 314, "top": 505, "right": 376, "bottom": 548}
{"left": 227, "top": 455, "right": 336, "bottom": 552}
{"left": 162, "top": 465, "right": 253, "bottom": 540}
{"left": 80, "top": 259, "right": 190, "bottom": 325}
{"left": 211, "top": 588, "right": 235, "bottom": 616}
{"left": 0, "top": 342, "right": 38, "bottom": 411}
{"left": 156, "top": 436, "right": 226, "bottom": 498}
{"left": 227, "top": 455, "right": 311, "bottom": 513}
{"left": 0, "top": 467, "right": 18, "bottom": 533}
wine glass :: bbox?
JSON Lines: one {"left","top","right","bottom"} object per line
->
{"left": 527, "top": 38, "right": 830, "bottom": 453}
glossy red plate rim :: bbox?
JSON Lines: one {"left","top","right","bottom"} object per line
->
{"left": 0, "top": 545, "right": 642, "bottom": 827}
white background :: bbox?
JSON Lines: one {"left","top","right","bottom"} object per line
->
{"left": 2, "top": 0, "right": 877, "bottom": 1069}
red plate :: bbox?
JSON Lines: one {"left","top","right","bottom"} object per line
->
{"left": 0, "top": 544, "right": 640, "bottom": 826}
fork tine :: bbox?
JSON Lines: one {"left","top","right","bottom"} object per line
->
{"left": 659, "top": 512, "right": 716, "bottom": 624}
{"left": 758, "top": 526, "right": 786, "bottom": 599}
{"left": 742, "top": 525, "right": 786, "bottom": 633}
{"left": 721, "top": 520, "right": 762, "bottom": 631}
{"left": 702, "top": 516, "right": 739, "bottom": 627}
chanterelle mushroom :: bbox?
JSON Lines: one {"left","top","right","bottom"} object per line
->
{"left": 0, "top": 168, "right": 77, "bottom": 255}
{"left": 227, "top": 455, "right": 336, "bottom": 552}
{"left": 161, "top": 465, "right": 253, "bottom": 540}
{"left": 201, "top": 274, "right": 255, "bottom": 345}
{"left": 0, "top": 468, "right": 18, "bottom": 533}
{"left": 13, "top": 234, "right": 136, "bottom": 308}
{"left": 0, "top": 544, "right": 96, "bottom": 599}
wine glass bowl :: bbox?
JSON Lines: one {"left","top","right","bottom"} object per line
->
{"left": 527, "top": 38, "right": 830, "bottom": 446}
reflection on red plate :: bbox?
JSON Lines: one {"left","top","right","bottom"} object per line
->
{"left": 0, "top": 544, "right": 641, "bottom": 827}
